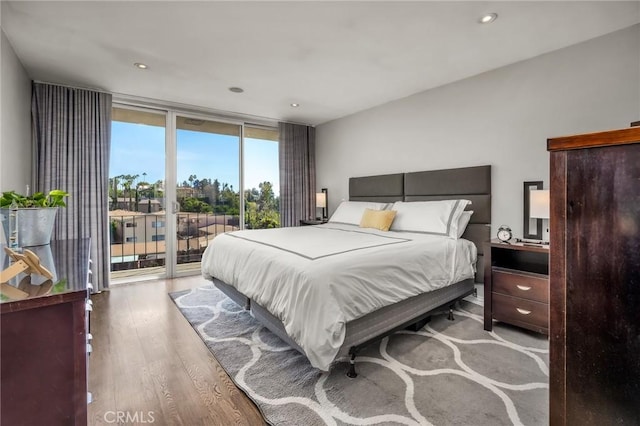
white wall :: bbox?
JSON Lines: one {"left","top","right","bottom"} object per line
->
{"left": 1, "top": 29, "right": 32, "bottom": 193}
{"left": 316, "top": 24, "right": 640, "bottom": 237}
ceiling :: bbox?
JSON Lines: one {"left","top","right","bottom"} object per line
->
{"left": 2, "top": 1, "right": 639, "bottom": 126}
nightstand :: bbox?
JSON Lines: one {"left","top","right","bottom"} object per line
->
{"left": 484, "top": 239, "right": 549, "bottom": 334}
{"left": 299, "top": 219, "right": 327, "bottom": 226}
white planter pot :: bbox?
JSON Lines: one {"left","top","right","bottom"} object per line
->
{"left": 0, "top": 208, "right": 58, "bottom": 247}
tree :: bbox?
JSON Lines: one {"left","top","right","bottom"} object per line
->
{"left": 136, "top": 180, "right": 152, "bottom": 212}
{"left": 109, "top": 176, "right": 121, "bottom": 209}
{"left": 136, "top": 181, "right": 151, "bottom": 198}
{"left": 181, "top": 197, "right": 212, "bottom": 213}
{"left": 245, "top": 181, "right": 280, "bottom": 229}
{"left": 154, "top": 180, "right": 164, "bottom": 199}
{"left": 199, "top": 178, "right": 211, "bottom": 190}
{"left": 120, "top": 174, "right": 138, "bottom": 211}
{"left": 258, "top": 181, "right": 275, "bottom": 211}
{"left": 245, "top": 188, "right": 259, "bottom": 203}
{"left": 202, "top": 179, "right": 218, "bottom": 208}
{"left": 212, "top": 179, "right": 220, "bottom": 204}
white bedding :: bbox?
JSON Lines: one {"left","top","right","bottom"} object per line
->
{"left": 201, "top": 223, "right": 477, "bottom": 371}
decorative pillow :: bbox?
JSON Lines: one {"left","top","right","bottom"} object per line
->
{"left": 359, "top": 208, "right": 397, "bottom": 231}
{"left": 389, "top": 200, "right": 472, "bottom": 238}
{"left": 457, "top": 210, "right": 474, "bottom": 238}
{"left": 328, "top": 201, "right": 389, "bottom": 225}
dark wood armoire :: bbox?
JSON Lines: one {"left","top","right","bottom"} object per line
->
{"left": 548, "top": 126, "right": 640, "bottom": 425}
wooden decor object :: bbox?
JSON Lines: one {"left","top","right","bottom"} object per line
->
{"left": 3, "top": 247, "right": 54, "bottom": 279}
{"left": 0, "top": 248, "right": 54, "bottom": 300}
{"left": 0, "top": 282, "right": 29, "bottom": 300}
{"left": 547, "top": 126, "right": 640, "bottom": 425}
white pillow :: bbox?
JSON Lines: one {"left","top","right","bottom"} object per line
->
{"left": 389, "top": 200, "right": 472, "bottom": 238}
{"left": 457, "top": 210, "right": 473, "bottom": 238}
{"left": 328, "top": 201, "right": 389, "bottom": 225}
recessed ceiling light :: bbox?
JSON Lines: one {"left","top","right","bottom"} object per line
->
{"left": 290, "top": 103, "right": 300, "bottom": 107}
{"left": 229, "top": 87, "right": 244, "bottom": 93}
{"left": 479, "top": 13, "right": 498, "bottom": 24}
{"left": 134, "top": 62, "right": 148, "bottom": 69}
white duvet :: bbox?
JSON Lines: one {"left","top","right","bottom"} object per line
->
{"left": 201, "top": 223, "right": 476, "bottom": 371}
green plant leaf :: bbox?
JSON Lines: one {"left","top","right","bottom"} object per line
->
{"left": 52, "top": 279, "right": 67, "bottom": 293}
{"left": 0, "top": 189, "right": 69, "bottom": 208}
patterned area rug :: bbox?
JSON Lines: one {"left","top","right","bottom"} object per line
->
{"left": 170, "top": 285, "right": 548, "bottom": 426}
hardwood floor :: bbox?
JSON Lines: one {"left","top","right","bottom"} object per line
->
{"left": 88, "top": 276, "right": 265, "bottom": 425}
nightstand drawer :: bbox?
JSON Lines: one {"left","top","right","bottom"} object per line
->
{"left": 492, "top": 293, "right": 548, "bottom": 331}
{"left": 492, "top": 268, "right": 548, "bottom": 303}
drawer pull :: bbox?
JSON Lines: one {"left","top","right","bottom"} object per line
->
{"left": 516, "top": 285, "right": 531, "bottom": 291}
{"left": 516, "top": 308, "right": 532, "bottom": 315}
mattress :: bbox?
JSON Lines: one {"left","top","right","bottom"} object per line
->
{"left": 201, "top": 223, "right": 477, "bottom": 370}
{"left": 247, "top": 278, "right": 475, "bottom": 360}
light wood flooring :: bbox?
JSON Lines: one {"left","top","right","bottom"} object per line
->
{"left": 88, "top": 276, "right": 265, "bottom": 425}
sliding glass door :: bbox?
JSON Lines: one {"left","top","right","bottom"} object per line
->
{"left": 109, "top": 107, "right": 167, "bottom": 281}
{"left": 243, "top": 126, "right": 280, "bottom": 229}
{"left": 174, "top": 115, "right": 241, "bottom": 274}
{"left": 109, "top": 105, "right": 278, "bottom": 281}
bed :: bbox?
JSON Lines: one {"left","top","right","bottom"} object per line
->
{"left": 201, "top": 165, "right": 491, "bottom": 375}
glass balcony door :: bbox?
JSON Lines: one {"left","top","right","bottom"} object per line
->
{"left": 109, "top": 106, "right": 278, "bottom": 282}
{"left": 243, "top": 126, "right": 280, "bottom": 229}
{"left": 109, "top": 107, "right": 168, "bottom": 282}
{"left": 172, "top": 115, "right": 242, "bottom": 276}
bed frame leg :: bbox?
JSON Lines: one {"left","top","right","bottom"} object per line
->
{"left": 473, "top": 287, "right": 478, "bottom": 298}
{"left": 447, "top": 304, "right": 455, "bottom": 321}
{"left": 346, "top": 350, "right": 358, "bottom": 378}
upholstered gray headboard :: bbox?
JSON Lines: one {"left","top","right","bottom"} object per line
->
{"left": 349, "top": 165, "right": 491, "bottom": 283}
{"left": 349, "top": 173, "right": 404, "bottom": 203}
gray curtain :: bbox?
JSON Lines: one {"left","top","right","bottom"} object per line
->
{"left": 278, "top": 122, "right": 316, "bottom": 227}
{"left": 32, "top": 82, "right": 112, "bottom": 291}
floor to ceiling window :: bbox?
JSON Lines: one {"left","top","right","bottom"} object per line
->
{"left": 175, "top": 116, "right": 241, "bottom": 274}
{"left": 109, "top": 107, "right": 167, "bottom": 281}
{"left": 243, "top": 126, "right": 280, "bottom": 229}
{"left": 109, "top": 105, "right": 279, "bottom": 282}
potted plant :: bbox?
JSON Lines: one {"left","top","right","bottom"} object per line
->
{"left": 0, "top": 189, "right": 69, "bottom": 247}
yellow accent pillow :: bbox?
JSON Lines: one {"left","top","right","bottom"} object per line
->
{"left": 359, "top": 208, "right": 397, "bottom": 231}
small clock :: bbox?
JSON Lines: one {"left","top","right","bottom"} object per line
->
{"left": 497, "top": 225, "right": 512, "bottom": 242}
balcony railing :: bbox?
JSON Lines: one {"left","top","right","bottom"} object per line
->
{"left": 109, "top": 212, "right": 240, "bottom": 273}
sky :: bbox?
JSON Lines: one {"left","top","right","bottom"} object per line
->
{"left": 110, "top": 122, "right": 279, "bottom": 195}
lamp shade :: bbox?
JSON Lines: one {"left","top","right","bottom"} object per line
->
{"left": 530, "top": 189, "right": 550, "bottom": 219}
{"left": 316, "top": 192, "right": 327, "bottom": 208}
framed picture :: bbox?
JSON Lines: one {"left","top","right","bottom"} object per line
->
{"left": 523, "top": 181, "right": 543, "bottom": 240}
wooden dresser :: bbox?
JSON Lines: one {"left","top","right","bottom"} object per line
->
{"left": 1, "top": 239, "right": 92, "bottom": 425}
{"left": 548, "top": 127, "right": 640, "bottom": 425}
{"left": 484, "top": 239, "right": 549, "bottom": 334}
